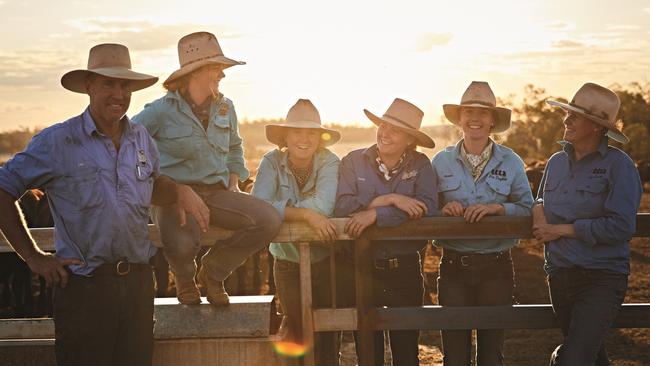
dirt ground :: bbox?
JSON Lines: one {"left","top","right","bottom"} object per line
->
{"left": 337, "top": 193, "right": 650, "bottom": 366}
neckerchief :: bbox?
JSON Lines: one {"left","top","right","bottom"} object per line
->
{"left": 375, "top": 152, "right": 407, "bottom": 181}
{"left": 461, "top": 140, "right": 493, "bottom": 181}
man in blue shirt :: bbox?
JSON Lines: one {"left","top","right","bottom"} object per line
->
{"left": 0, "top": 43, "right": 207, "bottom": 366}
{"left": 533, "top": 83, "right": 643, "bottom": 366}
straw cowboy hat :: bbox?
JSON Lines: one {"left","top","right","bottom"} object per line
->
{"left": 443, "top": 81, "right": 512, "bottom": 133}
{"left": 364, "top": 98, "right": 435, "bottom": 148}
{"left": 61, "top": 43, "right": 158, "bottom": 94}
{"left": 265, "top": 99, "right": 341, "bottom": 147}
{"left": 164, "top": 31, "right": 245, "bottom": 87}
{"left": 546, "top": 82, "right": 628, "bottom": 144}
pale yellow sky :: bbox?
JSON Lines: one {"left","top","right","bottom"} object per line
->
{"left": 1, "top": 0, "right": 649, "bottom": 131}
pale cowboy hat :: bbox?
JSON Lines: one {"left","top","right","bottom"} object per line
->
{"left": 265, "top": 99, "right": 341, "bottom": 147}
{"left": 443, "top": 81, "right": 512, "bottom": 133}
{"left": 164, "top": 31, "right": 245, "bottom": 87}
{"left": 546, "top": 82, "right": 629, "bottom": 144}
{"left": 61, "top": 43, "right": 158, "bottom": 94}
{"left": 364, "top": 98, "right": 435, "bottom": 148}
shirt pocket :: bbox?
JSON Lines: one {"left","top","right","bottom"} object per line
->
{"left": 485, "top": 177, "right": 512, "bottom": 202}
{"left": 438, "top": 176, "right": 462, "bottom": 201}
{"left": 574, "top": 180, "right": 607, "bottom": 213}
{"left": 135, "top": 160, "right": 155, "bottom": 206}
{"left": 57, "top": 167, "right": 104, "bottom": 211}
{"left": 209, "top": 115, "right": 231, "bottom": 153}
{"left": 158, "top": 125, "right": 195, "bottom": 160}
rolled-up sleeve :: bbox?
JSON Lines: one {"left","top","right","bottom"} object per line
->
{"left": 334, "top": 155, "right": 372, "bottom": 217}
{"left": 573, "top": 160, "right": 642, "bottom": 246}
{"left": 251, "top": 156, "right": 291, "bottom": 220}
{"left": 226, "top": 104, "right": 249, "bottom": 180}
{"left": 294, "top": 153, "right": 339, "bottom": 216}
{"left": 502, "top": 157, "right": 534, "bottom": 216}
{"left": 0, "top": 132, "right": 57, "bottom": 199}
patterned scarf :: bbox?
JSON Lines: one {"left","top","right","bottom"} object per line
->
{"left": 181, "top": 89, "right": 216, "bottom": 130}
{"left": 461, "top": 140, "right": 493, "bottom": 181}
{"left": 289, "top": 158, "right": 313, "bottom": 189}
{"left": 375, "top": 152, "right": 406, "bottom": 181}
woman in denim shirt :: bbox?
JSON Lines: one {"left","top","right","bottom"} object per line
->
{"left": 335, "top": 98, "right": 437, "bottom": 366}
{"left": 133, "top": 32, "right": 281, "bottom": 306}
{"left": 533, "top": 83, "right": 642, "bottom": 366}
{"left": 432, "top": 82, "right": 533, "bottom": 366}
{"left": 251, "top": 99, "right": 341, "bottom": 364}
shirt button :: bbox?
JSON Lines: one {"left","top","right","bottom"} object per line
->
{"left": 563, "top": 190, "right": 568, "bottom": 194}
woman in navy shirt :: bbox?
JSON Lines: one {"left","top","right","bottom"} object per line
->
{"left": 533, "top": 83, "right": 642, "bottom": 366}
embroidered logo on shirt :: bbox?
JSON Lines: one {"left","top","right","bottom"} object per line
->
{"left": 402, "top": 170, "right": 418, "bottom": 180}
{"left": 218, "top": 104, "right": 229, "bottom": 116}
{"left": 489, "top": 169, "right": 508, "bottom": 181}
{"left": 592, "top": 168, "right": 607, "bottom": 175}
{"left": 357, "top": 177, "right": 366, "bottom": 182}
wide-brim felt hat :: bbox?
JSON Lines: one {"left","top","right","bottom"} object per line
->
{"left": 61, "top": 43, "right": 158, "bottom": 94}
{"left": 443, "top": 81, "right": 512, "bottom": 133}
{"left": 546, "top": 82, "right": 629, "bottom": 144}
{"left": 265, "top": 99, "right": 341, "bottom": 147}
{"left": 364, "top": 98, "right": 435, "bottom": 148}
{"left": 164, "top": 31, "right": 245, "bottom": 87}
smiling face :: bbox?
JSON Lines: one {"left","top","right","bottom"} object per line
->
{"left": 376, "top": 122, "right": 415, "bottom": 159}
{"left": 459, "top": 106, "right": 494, "bottom": 142}
{"left": 285, "top": 128, "right": 321, "bottom": 166}
{"left": 85, "top": 74, "right": 132, "bottom": 127}
{"left": 191, "top": 64, "right": 226, "bottom": 95}
{"left": 562, "top": 111, "right": 604, "bottom": 144}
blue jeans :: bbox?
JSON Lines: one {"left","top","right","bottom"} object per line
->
{"left": 152, "top": 184, "right": 282, "bottom": 283}
{"left": 548, "top": 267, "right": 628, "bottom": 366}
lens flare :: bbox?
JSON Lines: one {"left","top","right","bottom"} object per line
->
{"left": 321, "top": 132, "right": 332, "bottom": 141}
{"left": 272, "top": 340, "right": 311, "bottom": 358}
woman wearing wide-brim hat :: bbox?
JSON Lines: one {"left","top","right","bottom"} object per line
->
{"left": 335, "top": 98, "right": 438, "bottom": 365}
{"left": 532, "top": 83, "right": 642, "bottom": 365}
{"left": 432, "top": 81, "right": 534, "bottom": 366}
{"left": 252, "top": 99, "right": 343, "bottom": 364}
{"left": 132, "top": 31, "right": 282, "bottom": 306}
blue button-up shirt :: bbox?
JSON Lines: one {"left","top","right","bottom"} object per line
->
{"left": 251, "top": 148, "right": 340, "bottom": 264}
{"left": 132, "top": 91, "right": 248, "bottom": 186}
{"left": 335, "top": 145, "right": 438, "bottom": 259}
{"left": 539, "top": 138, "right": 642, "bottom": 275}
{"left": 0, "top": 109, "right": 160, "bottom": 275}
{"left": 432, "top": 139, "right": 534, "bottom": 253}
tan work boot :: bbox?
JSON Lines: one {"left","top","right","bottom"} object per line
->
{"left": 197, "top": 267, "right": 230, "bottom": 306}
{"left": 175, "top": 277, "right": 201, "bottom": 305}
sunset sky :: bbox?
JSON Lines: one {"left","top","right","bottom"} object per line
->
{"left": 1, "top": 0, "right": 649, "bottom": 131}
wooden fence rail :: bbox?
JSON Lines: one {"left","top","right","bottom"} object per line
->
{"left": 1, "top": 214, "right": 650, "bottom": 366}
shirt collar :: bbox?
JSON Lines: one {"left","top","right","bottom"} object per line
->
{"left": 82, "top": 107, "right": 135, "bottom": 141}
{"left": 559, "top": 136, "right": 609, "bottom": 158}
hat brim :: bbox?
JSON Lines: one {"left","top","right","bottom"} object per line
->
{"left": 164, "top": 56, "right": 246, "bottom": 87}
{"left": 61, "top": 68, "right": 158, "bottom": 94}
{"left": 443, "top": 103, "right": 512, "bottom": 133}
{"left": 546, "top": 99, "right": 629, "bottom": 144}
{"left": 363, "top": 109, "right": 435, "bottom": 148}
{"left": 265, "top": 122, "right": 341, "bottom": 147}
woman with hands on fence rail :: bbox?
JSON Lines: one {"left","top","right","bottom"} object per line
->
{"left": 334, "top": 98, "right": 438, "bottom": 366}
{"left": 532, "top": 83, "right": 642, "bottom": 366}
{"left": 431, "top": 81, "right": 534, "bottom": 366}
{"left": 251, "top": 99, "right": 343, "bottom": 364}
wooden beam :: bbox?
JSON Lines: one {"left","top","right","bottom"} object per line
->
{"left": 313, "top": 308, "right": 357, "bottom": 332}
{"left": 2, "top": 214, "right": 649, "bottom": 253}
{"left": 298, "top": 242, "right": 316, "bottom": 366}
{"left": 354, "top": 237, "right": 375, "bottom": 366}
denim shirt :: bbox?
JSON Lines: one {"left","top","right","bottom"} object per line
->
{"left": 0, "top": 109, "right": 160, "bottom": 275}
{"left": 251, "top": 148, "right": 340, "bottom": 264}
{"left": 432, "top": 139, "right": 534, "bottom": 253}
{"left": 539, "top": 138, "right": 642, "bottom": 275}
{"left": 132, "top": 90, "right": 248, "bottom": 186}
{"left": 334, "top": 145, "right": 438, "bottom": 259}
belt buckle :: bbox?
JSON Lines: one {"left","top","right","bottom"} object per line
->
{"left": 460, "top": 255, "right": 470, "bottom": 267}
{"left": 116, "top": 260, "right": 131, "bottom": 276}
{"left": 388, "top": 258, "right": 399, "bottom": 270}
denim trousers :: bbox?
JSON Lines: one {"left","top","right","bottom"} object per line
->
{"left": 152, "top": 184, "right": 282, "bottom": 283}
{"left": 274, "top": 256, "right": 346, "bottom": 365}
{"left": 437, "top": 249, "right": 514, "bottom": 366}
{"left": 548, "top": 267, "right": 628, "bottom": 366}
{"left": 53, "top": 264, "right": 155, "bottom": 366}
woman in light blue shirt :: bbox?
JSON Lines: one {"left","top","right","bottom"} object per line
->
{"left": 251, "top": 99, "right": 341, "bottom": 364}
{"left": 432, "top": 81, "right": 533, "bottom": 366}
